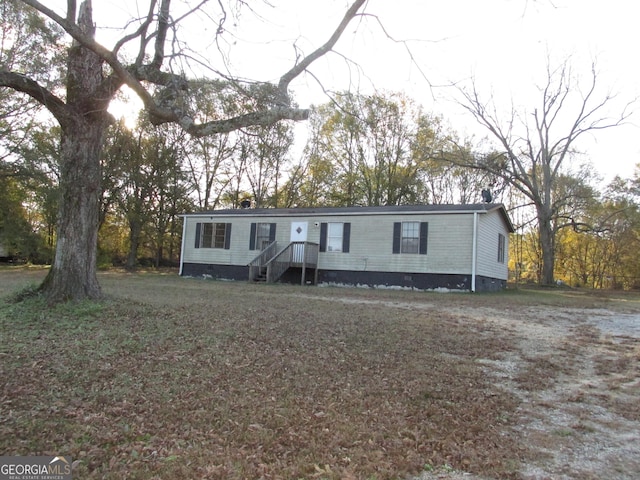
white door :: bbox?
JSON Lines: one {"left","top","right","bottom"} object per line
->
{"left": 290, "top": 222, "right": 308, "bottom": 262}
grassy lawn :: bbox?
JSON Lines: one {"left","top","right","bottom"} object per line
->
{"left": 1, "top": 267, "right": 638, "bottom": 479}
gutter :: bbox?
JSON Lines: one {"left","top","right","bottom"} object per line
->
{"left": 179, "top": 215, "right": 187, "bottom": 276}
{"left": 471, "top": 211, "right": 478, "bottom": 292}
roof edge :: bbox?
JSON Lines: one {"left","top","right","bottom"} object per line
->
{"left": 180, "top": 203, "right": 515, "bottom": 232}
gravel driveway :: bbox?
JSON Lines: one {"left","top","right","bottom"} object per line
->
{"left": 310, "top": 293, "right": 640, "bottom": 480}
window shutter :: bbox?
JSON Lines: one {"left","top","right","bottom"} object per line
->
{"left": 419, "top": 222, "right": 429, "bottom": 255}
{"left": 194, "top": 222, "right": 202, "bottom": 249}
{"left": 269, "top": 223, "right": 276, "bottom": 242}
{"left": 342, "top": 222, "right": 351, "bottom": 253}
{"left": 224, "top": 223, "right": 232, "bottom": 249}
{"left": 249, "top": 223, "right": 256, "bottom": 250}
{"left": 319, "top": 223, "right": 328, "bottom": 252}
{"left": 392, "top": 222, "right": 401, "bottom": 254}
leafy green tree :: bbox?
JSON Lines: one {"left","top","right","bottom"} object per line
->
{"left": 240, "top": 122, "right": 294, "bottom": 208}
{"left": 297, "top": 92, "right": 423, "bottom": 206}
{"left": 596, "top": 167, "right": 640, "bottom": 288}
{"left": 412, "top": 115, "right": 505, "bottom": 204}
{"left": 291, "top": 93, "right": 495, "bottom": 208}
{"left": 280, "top": 152, "right": 337, "bottom": 208}
{"left": 280, "top": 109, "right": 344, "bottom": 207}
{"left": 0, "top": 0, "right": 64, "bottom": 164}
{"left": 182, "top": 81, "right": 242, "bottom": 211}
{"left": 518, "top": 165, "right": 640, "bottom": 289}
{"left": 0, "top": 176, "right": 42, "bottom": 261}
{"left": 0, "top": 123, "right": 62, "bottom": 263}
{"left": 25, "top": 125, "right": 61, "bottom": 236}
{"left": 102, "top": 118, "right": 190, "bottom": 270}
{"left": 141, "top": 126, "right": 192, "bottom": 267}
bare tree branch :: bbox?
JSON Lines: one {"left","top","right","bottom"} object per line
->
{"left": 19, "top": 0, "right": 367, "bottom": 131}
{"left": 116, "top": 1, "right": 157, "bottom": 59}
{"left": 277, "top": 0, "right": 366, "bottom": 102}
{"left": 0, "top": 71, "right": 70, "bottom": 126}
{"left": 151, "top": 0, "right": 170, "bottom": 69}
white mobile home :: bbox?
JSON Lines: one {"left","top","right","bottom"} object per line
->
{"left": 179, "top": 204, "right": 514, "bottom": 292}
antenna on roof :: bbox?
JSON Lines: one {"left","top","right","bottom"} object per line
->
{"left": 481, "top": 188, "right": 492, "bottom": 203}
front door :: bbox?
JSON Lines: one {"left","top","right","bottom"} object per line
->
{"left": 290, "top": 222, "right": 308, "bottom": 263}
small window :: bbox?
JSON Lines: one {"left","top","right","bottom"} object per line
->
{"left": 327, "top": 223, "right": 344, "bottom": 252}
{"left": 401, "top": 222, "right": 420, "bottom": 254}
{"left": 255, "top": 223, "right": 272, "bottom": 250}
{"left": 393, "top": 221, "right": 428, "bottom": 255}
{"left": 320, "top": 222, "right": 350, "bottom": 253}
{"left": 250, "top": 223, "right": 276, "bottom": 250}
{"left": 201, "top": 223, "right": 214, "bottom": 248}
{"left": 498, "top": 233, "right": 506, "bottom": 263}
{"left": 213, "top": 223, "right": 227, "bottom": 248}
{"left": 195, "top": 222, "right": 231, "bottom": 249}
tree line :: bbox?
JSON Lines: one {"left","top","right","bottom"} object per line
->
{"left": 3, "top": 86, "right": 639, "bottom": 289}
{"left": 2, "top": 0, "right": 637, "bottom": 301}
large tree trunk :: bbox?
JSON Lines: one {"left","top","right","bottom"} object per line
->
{"left": 40, "top": 119, "right": 107, "bottom": 301}
{"left": 39, "top": 0, "right": 110, "bottom": 302}
{"left": 126, "top": 219, "right": 142, "bottom": 271}
{"left": 537, "top": 211, "right": 556, "bottom": 286}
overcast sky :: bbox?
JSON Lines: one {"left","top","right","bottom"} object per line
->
{"left": 95, "top": 0, "right": 639, "bottom": 184}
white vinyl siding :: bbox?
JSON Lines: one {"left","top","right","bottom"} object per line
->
{"left": 320, "top": 214, "right": 468, "bottom": 274}
{"left": 476, "top": 213, "right": 509, "bottom": 280}
{"left": 184, "top": 217, "right": 287, "bottom": 266}
{"left": 181, "top": 208, "right": 510, "bottom": 278}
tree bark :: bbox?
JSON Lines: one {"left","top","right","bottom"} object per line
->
{"left": 126, "top": 219, "right": 142, "bottom": 271}
{"left": 39, "top": 0, "right": 109, "bottom": 302}
{"left": 40, "top": 117, "right": 107, "bottom": 301}
{"left": 537, "top": 208, "right": 556, "bottom": 286}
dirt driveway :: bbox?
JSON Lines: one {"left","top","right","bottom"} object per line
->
{"left": 307, "top": 292, "right": 640, "bottom": 480}
{"left": 482, "top": 305, "right": 640, "bottom": 480}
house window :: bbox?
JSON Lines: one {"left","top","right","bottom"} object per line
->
{"left": 401, "top": 222, "right": 420, "bottom": 253}
{"left": 319, "top": 222, "right": 351, "bottom": 253}
{"left": 498, "top": 233, "right": 506, "bottom": 263}
{"left": 203, "top": 223, "right": 226, "bottom": 248}
{"left": 195, "top": 222, "right": 232, "bottom": 249}
{"left": 250, "top": 223, "right": 276, "bottom": 250}
{"left": 255, "top": 223, "right": 272, "bottom": 250}
{"left": 327, "top": 223, "right": 344, "bottom": 252}
{"left": 393, "top": 221, "right": 428, "bottom": 254}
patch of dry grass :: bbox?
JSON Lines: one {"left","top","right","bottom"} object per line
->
{"left": 1, "top": 269, "right": 525, "bottom": 479}
{"left": 2, "top": 268, "right": 639, "bottom": 479}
